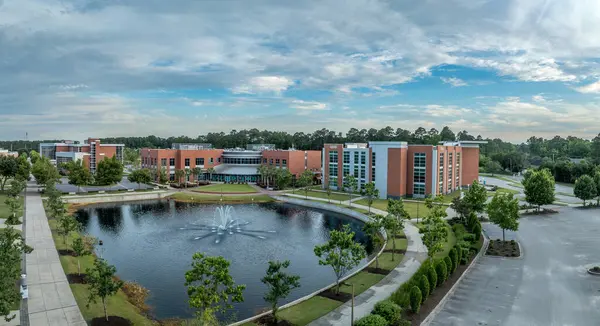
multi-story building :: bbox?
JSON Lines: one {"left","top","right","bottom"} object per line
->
{"left": 39, "top": 138, "right": 125, "bottom": 173}
{"left": 140, "top": 144, "right": 321, "bottom": 183}
{"left": 322, "top": 141, "right": 484, "bottom": 198}
{"left": 0, "top": 149, "right": 19, "bottom": 158}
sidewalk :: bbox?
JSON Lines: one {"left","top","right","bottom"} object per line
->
{"left": 309, "top": 203, "right": 428, "bottom": 325}
{"left": 25, "top": 186, "right": 86, "bottom": 326}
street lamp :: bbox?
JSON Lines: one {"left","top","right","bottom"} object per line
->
{"left": 342, "top": 281, "right": 355, "bottom": 325}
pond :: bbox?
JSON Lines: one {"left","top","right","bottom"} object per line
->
{"left": 75, "top": 200, "right": 371, "bottom": 321}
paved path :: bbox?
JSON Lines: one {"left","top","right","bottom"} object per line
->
{"left": 310, "top": 204, "right": 428, "bottom": 325}
{"left": 24, "top": 185, "right": 86, "bottom": 326}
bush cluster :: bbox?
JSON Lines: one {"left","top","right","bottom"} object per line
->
{"left": 409, "top": 286, "right": 422, "bottom": 313}
{"left": 418, "top": 275, "right": 430, "bottom": 303}
{"left": 435, "top": 260, "right": 448, "bottom": 286}
{"left": 355, "top": 314, "right": 388, "bottom": 326}
{"left": 372, "top": 301, "right": 402, "bottom": 325}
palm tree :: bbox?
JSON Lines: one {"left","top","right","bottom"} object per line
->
{"left": 256, "top": 165, "right": 266, "bottom": 186}
{"left": 206, "top": 167, "right": 216, "bottom": 183}
{"left": 192, "top": 167, "right": 204, "bottom": 182}
{"left": 184, "top": 168, "right": 192, "bottom": 188}
{"left": 174, "top": 169, "right": 185, "bottom": 187}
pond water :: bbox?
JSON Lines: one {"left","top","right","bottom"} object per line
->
{"left": 75, "top": 200, "right": 371, "bottom": 321}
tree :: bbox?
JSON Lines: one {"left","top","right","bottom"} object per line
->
{"left": 31, "top": 157, "right": 59, "bottom": 187}
{"left": 15, "top": 154, "right": 30, "bottom": 181}
{"left": 4, "top": 197, "right": 21, "bottom": 225}
{"left": 184, "top": 253, "right": 245, "bottom": 318}
{"left": 0, "top": 156, "right": 17, "bottom": 191}
{"left": 383, "top": 214, "right": 402, "bottom": 262}
{"left": 174, "top": 169, "right": 185, "bottom": 187}
{"left": 86, "top": 258, "right": 124, "bottom": 322}
{"left": 206, "top": 167, "right": 215, "bottom": 183}
{"left": 574, "top": 174, "right": 597, "bottom": 206}
{"left": 128, "top": 169, "right": 153, "bottom": 189}
{"left": 594, "top": 171, "right": 600, "bottom": 206}
{"left": 261, "top": 260, "right": 300, "bottom": 322}
{"left": 325, "top": 184, "right": 333, "bottom": 203}
{"left": 57, "top": 214, "right": 80, "bottom": 246}
{"left": 184, "top": 168, "right": 192, "bottom": 187}
{"left": 314, "top": 225, "right": 366, "bottom": 294}
{"left": 46, "top": 183, "right": 67, "bottom": 219}
{"left": 486, "top": 160, "right": 503, "bottom": 176}
{"left": 297, "top": 170, "right": 313, "bottom": 199}
{"left": 386, "top": 199, "right": 407, "bottom": 261}
{"left": 159, "top": 167, "right": 169, "bottom": 184}
{"left": 487, "top": 193, "right": 520, "bottom": 241}
{"left": 463, "top": 180, "right": 487, "bottom": 215}
{"left": 72, "top": 237, "right": 92, "bottom": 275}
{"left": 363, "top": 181, "right": 379, "bottom": 213}
{"left": 344, "top": 175, "right": 358, "bottom": 208}
{"left": 450, "top": 196, "right": 471, "bottom": 223}
{"left": 257, "top": 165, "right": 266, "bottom": 186}
{"left": 420, "top": 197, "right": 448, "bottom": 260}
{"left": 363, "top": 215, "right": 384, "bottom": 269}
{"left": 0, "top": 227, "right": 33, "bottom": 322}
{"left": 7, "top": 179, "right": 25, "bottom": 198}
{"left": 29, "top": 150, "right": 40, "bottom": 164}
{"left": 65, "top": 160, "right": 93, "bottom": 192}
{"left": 95, "top": 155, "right": 124, "bottom": 186}
{"left": 523, "top": 169, "right": 555, "bottom": 211}
{"left": 275, "top": 169, "right": 292, "bottom": 190}
{"left": 439, "top": 126, "right": 456, "bottom": 142}
{"left": 123, "top": 148, "right": 140, "bottom": 168}
{"left": 192, "top": 167, "right": 204, "bottom": 182}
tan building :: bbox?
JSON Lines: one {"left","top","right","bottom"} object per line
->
{"left": 0, "top": 149, "right": 19, "bottom": 158}
{"left": 39, "top": 138, "right": 124, "bottom": 173}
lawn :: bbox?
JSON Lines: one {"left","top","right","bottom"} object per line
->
{"left": 0, "top": 191, "right": 24, "bottom": 220}
{"left": 47, "top": 218, "right": 156, "bottom": 325}
{"left": 354, "top": 199, "right": 432, "bottom": 220}
{"left": 557, "top": 191, "right": 575, "bottom": 197}
{"left": 289, "top": 190, "right": 349, "bottom": 202}
{"left": 488, "top": 187, "right": 521, "bottom": 197}
{"left": 192, "top": 183, "right": 257, "bottom": 193}
{"left": 277, "top": 296, "right": 343, "bottom": 326}
{"left": 169, "top": 192, "right": 273, "bottom": 203}
{"left": 339, "top": 271, "right": 385, "bottom": 295}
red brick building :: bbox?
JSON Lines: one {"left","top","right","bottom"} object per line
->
{"left": 39, "top": 138, "right": 124, "bottom": 173}
{"left": 322, "top": 141, "right": 483, "bottom": 199}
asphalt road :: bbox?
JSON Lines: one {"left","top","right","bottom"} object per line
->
{"left": 55, "top": 176, "right": 153, "bottom": 193}
{"left": 481, "top": 175, "right": 581, "bottom": 205}
{"left": 428, "top": 207, "right": 600, "bottom": 326}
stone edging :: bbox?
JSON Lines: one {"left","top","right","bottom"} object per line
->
{"left": 420, "top": 231, "right": 490, "bottom": 326}
{"left": 229, "top": 195, "right": 387, "bottom": 326}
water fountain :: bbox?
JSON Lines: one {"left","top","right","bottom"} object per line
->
{"left": 179, "top": 205, "right": 276, "bottom": 244}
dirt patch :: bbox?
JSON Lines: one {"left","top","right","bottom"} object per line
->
{"left": 363, "top": 267, "right": 390, "bottom": 275}
{"left": 317, "top": 288, "right": 352, "bottom": 303}
{"left": 66, "top": 273, "right": 87, "bottom": 284}
{"left": 403, "top": 237, "right": 483, "bottom": 325}
{"left": 486, "top": 239, "right": 520, "bottom": 257}
{"left": 57, "top": 249, "right": 76, "bottom": 256}
{"left": 383, "top": 249, "right": 407, "bottom": 254}
{"left": 90, "top": 316, "right": 132, "bottom": 326}
{"left": 256, "top": 314, "right": 295, "bottom": 326}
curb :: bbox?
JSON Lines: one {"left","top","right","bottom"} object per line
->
{"left": 420, "top": 231, "right": 490, "bottom": 326}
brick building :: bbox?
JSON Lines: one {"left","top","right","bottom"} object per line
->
{"left": 140, "top": 144, "right": 321, "bottom": 183}
{"left": 322, "top": 141, "right": 483, "bottom": 198}
{"left": 39, "top": 138, "right": 124, "bottom": 173}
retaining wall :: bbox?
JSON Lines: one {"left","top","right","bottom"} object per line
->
{"left": 60, "top": 191, "right": 171, "bottom": 204}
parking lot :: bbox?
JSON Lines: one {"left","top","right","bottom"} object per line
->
{"left": 55, "top": 176, "right": 154, "bottom": 193}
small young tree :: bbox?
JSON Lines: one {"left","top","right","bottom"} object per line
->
{"left": 344, "top": 175, "right": 358, "bottom": 208}
{"left": 15, "top": 154, "right": 30, "bottom": 182}
{"left": 261, "top": 260, "right": 300, "bottom": 322}
{"left": 363, "top": 181, "right": 379, "bottom": 213}
{"left": 487, "top": 193, "right": 519, "bottom": 241}
{"left": 420, "top": 198, "right": 448, "bottom": 260}
{"left": 275, "top": 169, "right": 292, "bottom": 190}
{"left": 523, "top": 168, "right": 555, "bottom": 212}
{"left": 594, "top": 171, "right": 600, "bottom": 206}
{"left": 128, "top": 169, "right": 153, "bottom": 189}
{"left": 363, "top": 215, "right": 384, "bottom": 269}
{"left": 192, "top": 167, "right": 204, "bottom": 183}
{"left": 297, "top": 170, "right": 313, "bottom": 199}
{"left": 86, "top": 258, "right": 124, "bottom": 322}
{"left": 95, "top": 155, "right": 124, "bottom": 186}
{"left": 314, "top": 225, "right": 366, "bottom": 294}
{"left": 185, "top": 253, "right": 245, "bottom": 319}
{"left": 0, "top": 227, "right": 33, "bottom": 322}
{"left": 324, "top": 184, "right": 332, "bottom": 203}
{"left": 174, "top": 169, "right": 185, "bottom": 187}
{"left": 65, "top": 159, "right": 93, "bottom": 192}
{"left": 574, "top": 174, "right": 597, "bottom": 206}
{"left": 57, "top": 214, "right": 80, "bottom": 246}
{"left": 450, "top": 196, "right": 471, "bottom": 223}
{"left": 159, "top": 167, "right": 169, "bottom": 184}
{"left": 206, "top": 167, "right": 215, "bottom": 184}
{"left": 386, "top": 199, "right": 407, "bottom": 262}
{"left": 7, "top": 179, "right": 25, "bottom": 198}
{"left": 31, "top": 157, "right": 60, "bottom": 187}
{"left": 463, "top": 180, "right": 487, "bottom": 215}
{"left": 184, "top": 168, "right": 193, "bottom": 187}
{"left": 4, "top": 197, "right": 21, "bottom": 225}
{"left": 72, "top": 237, "right": 93, "bottom": 275}
{"left": 0, "top": 156, "right": 17, "bottom": 191}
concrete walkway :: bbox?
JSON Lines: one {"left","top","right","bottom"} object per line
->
{"left": 24, "top": 186, "right": 86, "bottom": 326}
{"left": 309, "top": 204, "right": 428, "bottom": 325}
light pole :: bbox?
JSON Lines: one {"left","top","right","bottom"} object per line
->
{"left": 343, "top": 281, "right": 355, "bottom": 325}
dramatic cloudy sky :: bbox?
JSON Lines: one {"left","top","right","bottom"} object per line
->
{"left": 2, "top": 0, "right": 600, "bottom": 142}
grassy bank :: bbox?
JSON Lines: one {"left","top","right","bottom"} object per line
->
{"left": 192, "top": 184, "right": 257, "bottom": 193}
{"left": 355, "top": 199, "right": 432, "bottom": 219}
{"left": 169, "top": 192, "right": 273, "bottom": 204}
{"left": 286, "top": 190, "right": 349, "bottom": 202}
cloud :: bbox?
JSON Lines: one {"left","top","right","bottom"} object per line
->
{"left": 440, "top": 77, "right": 468, "bottom": 87}
{"left": 232, "top": 76, "right": 294, "bottom": 94}
{"left": 576, "top": 81, "right": 600, "bottom": 94}
{"left": 289, "top": 100, "right": 329, "bottom": 110}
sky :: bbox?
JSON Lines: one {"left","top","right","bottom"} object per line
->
{"left": 1, "top": 0, "right": 600, "bottom": 142}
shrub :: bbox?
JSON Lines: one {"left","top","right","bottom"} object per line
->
{"left": 436, "top": 260, "right": 448, "bottom": 286}
{"left": 473, "top": 223, "right": 482, "bottom": 241}
{"left": 426, "top": 264, "right": 438, "bottom": 290}
{"left": 409, "top": 286, "right": 422, "bottom": 313}
{"left": 355, "top": 314, "right": 389, "bottom": 326}
{"left": 449, "top": 248, "right": 458, "bottom": 273}
{"left": 372, "top": 301, "right": 402, "bottom": 325}
{"left": 418, "top": 275, "right": 430, "bottom": 303}
{"left": 122, "top": 281, "right": 150, "bottom": 313}
{"left": 398, "top": 320, "right": 412, "bottom": 326}
{"left": 444, "top": 256, "right": 453, "bottom": 275}
{"left": 463, "top": 233, "right": 476, "bottom": 243}
{"left": 454, "top": 245, "right": 462, "bottom": 265}
{"left": 467, "top": 213, "right": 478, "bottom": 232}
{"left": 452, "top": 223, "right": 466, "bottom": 236}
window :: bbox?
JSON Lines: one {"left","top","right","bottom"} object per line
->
{"left": 354, "top": 166, "right": 359, "bottom": 178}
{"left": 169, "top": 158, "right": 175, "bottom": 166}
{"left": 371, "top": 152, "right": 376, "bottom": 165}
{"left": 270, "top": 159, "right": 273, "bottom": 165}
{"left": 218, "top": 158, "right": 221, "bottom": 163}
{"left": 210, "top": 158, "right": 214, "bottom": 164}
{"left": 360, "top": 152, "right": 366, "bottom": 165}
{"left": 329, "top": 163, "right": 338, "bottom": 177}
{"left": 161, "top": 158, "right": 167, "bottom": 166}
{"left": 354, "top": 152, "right": 359, "bottom": 164}
{"left": 282, "top": 159, "right": 287, "bottom": 166}
{"left": 439, "top": 153, "right": 444, "bottom": 169}
{"left": 414, "top": 169, "right": 426, "bottom": 183}
{"left": 413, "top": 153, "right": 426, "bottom": 192}
{"left": 196, "top": 158, "right": 204, "bottom": 165}
{"left": 329, "top": 177, "right": 338, "bottom": 188}
{"left": 276, "top": 159, "right": 280, "bottom": 164}
{"left": 448, "top": 153, "right": 453, "bottom": 191}
{"left": 343, "top": 152, "right": 350, "bottom": 164}
{"left": 414, "top": 153, "right": 426, "bottom": 168}
{"left": 169, "top": 173, "right": 175, "bottom": 181}
{"left": 185, "top": 158, "right": 190, "bottom": 166}
{"left": 263, "top": 158, "right": 267, "bottom": 164}
{"left": 360, "top": 167, "right": 366, "bottom": 179}
{"left": 329, "top": 151, "right": 338, "bottom": 163}
{"left": 372, "top": 167, "right": 376, "bottom": 180}
{"left": 414, "top": 184, "right": 426, "bottom": 195}
{"left": 343, "top": 166, "right": 349, "bottom": 176}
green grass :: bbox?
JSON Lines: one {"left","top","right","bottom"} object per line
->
{"left": 192, "top": 183, "right": 257, "bottom": 193}
{"left": 0, "top": 191, "right": 24, "bottom": 220}
{"left": 409, "top": 191, "right": 461, "bottom": 204}
{"left": 289, "top": 190, "right": 349, "bottom": 202}
{"left": 557, "top": 191, "right": 575, "bottom": 197}
{"left": 488, "top": 187, "right": 521, "bottom": 197}
{"left": 278, "top": 296, "right": 343, "bottom": 326}
{"left": 354, "top": 199, "right": 432, "bottom": 220}
{"left": 339, "top": 272, "right": 385, "bottom": 295}
{"left": 437, "top": 224, "right": 456, "bottom": 259}
{"left": 169, "top": 192, "right": 273, "bottom": 203}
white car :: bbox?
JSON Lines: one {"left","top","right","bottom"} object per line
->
{"left": 20, "top": 274, "right": 28, "bottom": 299}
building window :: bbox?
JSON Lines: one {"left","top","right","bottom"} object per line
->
{"left": 414, "top": 153, "right": 426, "bottom": 168}
{"left": 372, "top": 152, "right": 376, "bottom": 165}
{"left": 161, "top": 158, "right": 167, "bottom": 166}
{"left": 354, "top": 152, "right": 359, "bottom": 164}
{"left": 185, "top": 158, "right": 190, "bottom": 166}
{"left": 343, "top": 152, "right": 350, "bottom": 164}
{"left": 329, "top": 177, "right": 338, "bottom": 188}
{"left": 361, "top": 152, "right": 366, "bottom": 165}
{"left": 414, "top": 169, "right": 426, "bottom": 183}
{"left": 218, "top": 158, "right": 221, "bottom": 163}
{"left": 329, "top": 151, "right": 338, "bottom": 163}
{"left": 196, "top": 158, "right": 204, "bottom": 165}
{"left": 169, "top": 158, "right": 175, "bottom": 166}
{"left": 372, "top": 167, "right": 376, "bottom": 180}
{"left": 414, "top": 184, "right": 426, "bottom": 195}
{"left": 354, "top": 166, "right": 359, "bottom": 178}
{"left": 276, "top": 159, "right": 280, "bottom": 165}
{"left": 413, "top": 153, "right": 426, "bottom": 196}
{"left": 360, "top": 167, "right": 366, "bottom": 179}
{"left": 170, "top": 173, "right": 175, "bottom": 181}
{"left": 329, "top": 163, "right": 338, "bottom": 177}
{"left": 263, "top": 158, "right": 267, "bottom": 164}
{"left": 270, "top": 159, "right": 273, "bottom": 165}
{"left": 448, "top": 153, "right": 453, "bottom": 191}
{"left": 282, "top": 159, "right": 287, "bottom": 166}
{"left": 343, "top": 166, "right": 349, "bottom": 176}
{"left": 210, "top": 158, "right": 214, "bottom": 164}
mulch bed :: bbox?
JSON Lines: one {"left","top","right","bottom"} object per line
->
{"left": 66, "top": 273, "right": 87, "bottom": 284}
{"left": 91, "top": 316, "right": 132, "bottom": 326}
{"left": 57, "top": 249, "right": 76, "bottom": 256}
{"left": 395, "top": 234, "right": 407, "bottom": 239}
{"left": 317, "top": 288, "right": 352, "bottom": 302}
{"left": 486, "top": 240, "right": 520, "bottom": 257}
{"left": 521, "top": 208, "right": 559, "bottom": 215}
{"left": 256, "top": 315, "right": 294, "bottom": 326}
{"left": 403, "top": 237, "right": 483, "bottom": 325}
{"left": 383, "top": 249, "right": 407, "bottom": 254}
{"left": 363, "top": 267, "right": 390, "bottom": 275}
